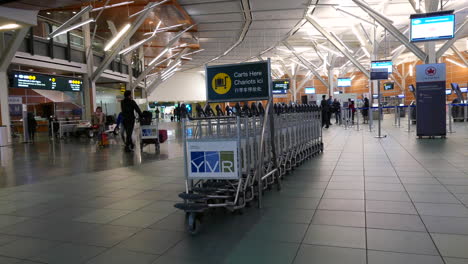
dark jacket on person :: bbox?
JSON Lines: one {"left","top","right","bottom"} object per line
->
{"left": 121, "top": 98, "right": 142, "bottom": 121}
{"left": 332, "top": 101, "right": 341, "bottom": 113}
{"left": 363, "top": 99, "right": 370, "bottom": 116}
{"left": 27, "top": 113, "right": 37, "bottom": 132}
{"left": 320, "top": 99, "right": 330, "bottom": 112}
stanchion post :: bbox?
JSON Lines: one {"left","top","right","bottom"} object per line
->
{"left": 464, "top": 104, "right": 467, "bottom": 122}
{"left": 397, "top": 107, "right": 401, "bottom": 128}
{"left": 356, "top": 109, "right": 360, "bottom": 131}
{"left": 375, "top": 82, "right": 385, "bottom": 138}
{"left": 394, "top": 106, "right": 398, "bottom": 126}
{"left": 369, "top": 106, "right": 373, "bottom": 132}
{"left": 344, "top": 109, "right": 348, "bottom": 130}
{"left": 448, "top": 104, "right": 454, "bottom": 133}
{"left": 406, "top": 106, "right": 411, "bottom": 132}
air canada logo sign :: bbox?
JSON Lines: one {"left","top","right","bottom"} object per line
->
{"left": 187, "top": 141, "right": 239, "bottom": 179}
{"left": 425, "top": 66, "right": 436, "bottom": 76}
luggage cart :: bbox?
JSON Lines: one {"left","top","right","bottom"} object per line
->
{"left": 140, "top": 111, "right": 160, "bottom": 152}
{"left": 175, "top": 102, "right": 323, "bottom": 235}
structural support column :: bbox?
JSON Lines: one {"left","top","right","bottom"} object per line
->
{"left": 0, "top": 26, "right": 31, "bottom": 143}
{"left": 82, "top": 10, "right": 96, "bottom": 120}
{"left": 424, "top": 0, "right": 438, "bottom": 64}
{"left": 328, "top": 67, "right": 334, "bottom": 96}
{"left": 0, "top": 72, "right": 10, "bottom": 141}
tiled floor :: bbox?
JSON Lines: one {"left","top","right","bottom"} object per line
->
{"left": 0, "top": 117, "right": 466, "bottom": 263}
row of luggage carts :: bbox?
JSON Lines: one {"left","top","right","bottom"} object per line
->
{"left": 174, "top": 102, "right": 323, "bottom": 234}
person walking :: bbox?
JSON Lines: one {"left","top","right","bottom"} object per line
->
{"left": 27, "top": 112, "right": 37, "bottom": 143}
{"left": 362, "top": 97, "right": 369, "bottom": 124}
{"left": 121, "top": 90, "right": 142, "bottom": 152}
{"left": 332, "top": 99, "right": 341, "bottom": 124}
{"left": 320, "top": 95, "right": 330, "bottom": 128}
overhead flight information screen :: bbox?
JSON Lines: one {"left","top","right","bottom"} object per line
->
{"left": 410, "top": 12, "right": 455, "bottom": 42}
{"left": 11, "top": 71, "right": 82, "bottom": 92}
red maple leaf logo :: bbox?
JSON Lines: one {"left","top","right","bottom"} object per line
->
{"left": 425, "top": 67, "right": 436, "bottom": 76}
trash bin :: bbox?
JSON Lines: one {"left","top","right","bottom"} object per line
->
{"left": 0, "top": 126, "right": 8, "bottom": 146}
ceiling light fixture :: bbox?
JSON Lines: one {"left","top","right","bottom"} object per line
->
{"left": 50, "top": 19, "right": 94, "bottom": 38}
{"left": 0, "top": 23, "right": 20, "bottom": 31}
{"left": 91, "top": 1, "right": 134, "bottom": 12}
{"left": 129, "top": 0, "right": 170, "bottom": 18}
{"left": 149, "top": 48, "right": 170, "bottom": 65}
{"left": 119, "top": 21, "right": 162, "bottom": 55}
{"left": 183, "top": 49, "right": 204, "bottom": 57}
{"left": 104, "top": 23, "right": 131, "bottom": 51}
{"left": 142, "top": 24, "right": 185, "bottom": 36}
{"left": 446, "top": 58, "right": 467, "bottom": 68}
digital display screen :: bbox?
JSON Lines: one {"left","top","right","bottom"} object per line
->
{"left": 337, "top": 78, "right": 351, "bottom": 87}
{"left": 445, "top": 89, "right": 452, "bottom": 95}
{"left": 272, "top": 79, "right": 289, "bottom": 94}
{"left": 398, "top": 94, "right": 405, "bottom": 98}
{"left": 384, "top": 82, "right": 394, "bottom": 90}
{"left": 373, "top": 94, "right": 379, "bottom": 99}
{"left": 333, "top": 91, "right": 343, "bottom": 95}
{"left": 11, "top": 71, "right": 82, "bottom": 92}
{"left": 460, "top": 88, "right": 468, "bottom": 93}
{"left": 371, "top": 60, "right": 393, "bottom": 74}
{"left": 410, "top": 13, "right": 455, "bottom": 42}
{"left": 305, "top": 87, "right": 316, "bottom": 94}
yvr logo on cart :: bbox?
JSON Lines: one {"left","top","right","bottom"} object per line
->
{"left": 190, "top": 151, "right": 235, "bottom": 173}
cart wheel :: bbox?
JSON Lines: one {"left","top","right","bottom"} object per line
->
{"left": 186, "top": 213, "right": 201, "bottom": 235}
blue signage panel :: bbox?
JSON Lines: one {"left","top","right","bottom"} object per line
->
{"left": 415, "top": 63, "right": 446, "bottom": 137}
{"left": 206, "top": 61, "right": 271, "bottom": 102}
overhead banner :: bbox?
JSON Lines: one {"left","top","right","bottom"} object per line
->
{"left": 206, "top": 61, "right": 271, "bottom": 102}
{"left": 415, "top": 63, "right": 446, "bottom": 137}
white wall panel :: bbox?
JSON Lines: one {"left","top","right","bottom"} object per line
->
{"left": 148, "top": 72, "right": 206, "bottom": 102}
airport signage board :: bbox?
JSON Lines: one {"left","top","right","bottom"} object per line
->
{"left": 11, "top": 71, "right": 83, "bottom": 92}
{"left": 187, "top": 140, "right": 239, "bottom": 180}
{"left": 415, "top": 63, "right": 446, "bottom": 136}
{"left": 206, "top": 61, "right": 271, "bottom": 102}
{"left": 272, "top": 79, "right": 290, "bottom": 94}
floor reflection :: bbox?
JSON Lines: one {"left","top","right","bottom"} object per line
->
{"left": 0, "top": 122, "right": 183, "bottom": 188}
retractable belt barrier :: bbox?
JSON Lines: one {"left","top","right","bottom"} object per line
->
{"left": 174, "top": 103, "right": 323, "bottom": 235}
